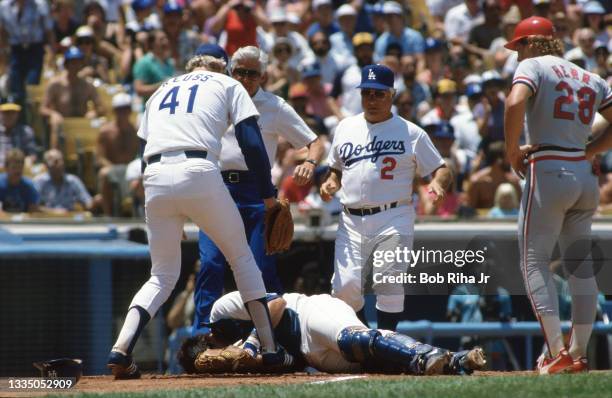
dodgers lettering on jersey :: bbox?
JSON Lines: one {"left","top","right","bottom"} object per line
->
{"left": 327, "top": 113, "right": 445, "bottom": 208}
{"left": 137, "top": 71, "right": 259, "bottom": 160}
{"left": 512, "top": 55, "right": 612, "bottom": 148}
{"left": 219, "top": 88, "right": 316, "bottom": 171}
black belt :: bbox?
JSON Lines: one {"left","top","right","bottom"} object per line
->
{"left": 221, "top": 170, "right": 256, "bottom": 184}
{"left": 344, "top": 202, "right": 398, "bottom": 216}
{"left": 531, "top": 145, "right": 583, "bottom": 153}
{"left": 147, "top": 150, "right": 208, "bottom": 165}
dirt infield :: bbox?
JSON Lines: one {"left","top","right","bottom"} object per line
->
{"left": 4, "top": 371, "right": 546, "bottom": 397}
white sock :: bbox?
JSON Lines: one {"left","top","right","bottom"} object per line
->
{"left": 569, "top": 324, "right": 593, "bottom": 359}
{"left": 540, "top": 314, "right": 564, "bottom": 357}
{"left": 113, "top": 306, "right": 150, "bottom": 355}
{"left": 245, "top": 299, "right": 277, "bottom": 353}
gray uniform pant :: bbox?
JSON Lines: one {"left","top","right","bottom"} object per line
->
{"left": 518, "top": 155, "right": 599, "bottom": 352}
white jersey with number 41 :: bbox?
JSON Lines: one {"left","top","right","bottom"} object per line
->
{"left": 513, "top": 55, "right": 612, "bottom": 148}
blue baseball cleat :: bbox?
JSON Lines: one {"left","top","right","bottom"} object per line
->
{"left": 107, "top": 351, "right": 141, "bottom": 380}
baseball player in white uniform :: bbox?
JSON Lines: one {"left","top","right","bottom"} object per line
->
{"left": 179, "top": 291, "right": 486, "bottom": 375}
{"left": 193, "top": 46, "right": 324, "bottom": 335}
{"left": 320, "top": 64, "right": 452, "bottom": 331}
{"left": 504, "top": 17, "right": 612, "bottom": 374}
{"left": 107, "top": 44, "right": 292, "bottom": 379}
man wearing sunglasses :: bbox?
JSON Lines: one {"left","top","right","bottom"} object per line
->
{"left": 192, "top": 45, "right": 324, "bottom": 338}
{"left": 320, "top": 64, "right": 451, "bottom": 331}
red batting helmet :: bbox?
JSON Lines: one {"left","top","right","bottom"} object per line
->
{"left": 504, "top": 16, "right": 555, "bottom": 50}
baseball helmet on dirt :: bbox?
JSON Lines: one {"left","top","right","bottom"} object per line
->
{"left": 505, "top": 16, "right": 555, "bottom": 50}
{"left": 33, "top": 358, "right": 83, "bottom": 382}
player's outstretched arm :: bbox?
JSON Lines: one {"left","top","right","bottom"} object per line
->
{"left": 586, "top": 108, "right": 612, "bottom": 159}
{"left": 427, "top": 165, "right": 452, "bottom": 205}
{"left": 320, "top": 168, "right": 342, "bottom": 202}
{"left": 234, "top": 116, "right": 276, "bottom": 201}
{"left": 504, "top": 83, "right": 537, "bottom": 178}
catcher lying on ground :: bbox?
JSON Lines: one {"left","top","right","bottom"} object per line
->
{"left": 178, "top": 291, "right": 486, "bottom": 375}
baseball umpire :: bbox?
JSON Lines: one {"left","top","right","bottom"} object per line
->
{"left": 504, "top": 16, "right": 612, "bottom": 374}
{"left": 192, "top": 46, "right": 324, "bottom": 335}
{"left": 320, "top": 64, "right": 452, "bottom": 331}
{"left": 107, "top": 44, "right": 293, "bottom": 379}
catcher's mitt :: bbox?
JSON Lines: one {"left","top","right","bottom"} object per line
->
{"left": 264, "top": 199, "right": 294, "bottom": 254}
{"left": 194, "top": 345, "right": 259, "bottom": 374}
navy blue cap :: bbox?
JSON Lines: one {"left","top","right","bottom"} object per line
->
{"left": 465, "top": 83, "right": 483, "bottom": 98}
{"left": 425, "top": 37, "right": 443, "bottom": 52}
{"left": 132, "top": 0, "right": 154, "bottom": 11}
{"left": 426, "top": 122, "right": 455, "bottom": 140}
{"left": 64, "top": 46, "right": 84, "bottom": 61}
{"left": 194, "top": 43, "right": 229, "bottom": 66}
{"left": 163, "top": 1, "right": 183, "bottom": 14}
{"left": 300, "top": 62, "right": 322, "bottom": 79}
{"left": 357, "top": 64, "right": 394, "bottom": 90}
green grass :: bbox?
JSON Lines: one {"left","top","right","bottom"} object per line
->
{"left": 48, "top": 373, "right": 612, "bottom": 398}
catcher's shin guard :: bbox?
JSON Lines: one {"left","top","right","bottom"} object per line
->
{"left": 337, "top": 327, "right": 379, "bottom": 362}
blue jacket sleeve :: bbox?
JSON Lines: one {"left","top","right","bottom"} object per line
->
{"left": 234, "top": 116, "right": 276, "bottom": 199}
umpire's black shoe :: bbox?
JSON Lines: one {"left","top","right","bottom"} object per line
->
{"left": 107, "top": 351, "right": 141, "bottom": 380}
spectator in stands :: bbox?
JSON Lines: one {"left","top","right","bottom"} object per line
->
{"left": 52, "top": 0, "right": 78, "bottom": 47}
{"left": 210, "top": 0, "right": 269, "bottom": 56}
{"left": 450, "top": 82, "right": 482, "bottom": 179}
{"left": 265, "top": 38, "right": 299, "bottom": 97}
{"left": 0, "top": 0, "right": 56, "bottom": 103}
{"left": 331, "top": 32, "right": 374, "bottom": 117}
{"left": 288, "top": 82, "right": 328, "bottom": 137}
{"left": 95, "top": 93, "right": 138, "bottom": 216}
{"left": 582, "top": 1, "right": 608, "bottom": 45}
{"left": 474, "top": 70, "right": 506, "bottom": 144}
{"left": 306, "top": 0, "right": 338, "bottom": 38}
{"left": 444, "top": 0, "right": 483, "bottom": 44}
{"left": 0, "top": 149, "right": 39, "bottom": 213}
{"left": 300, "top": 61, "right": 343, "bottom": 130}
{"left": 126, "top": 0, "right": 160, "bottom": 33}
{"left": 125, "top": 157, "right": 144, "bottom": 217}
{"left": 267, "top": 8, "right": 312, "bottom": 68}
{"left": 398, "top": 54, "right": 431, "bottom": 118}
{"left": 420, "top": 79, "right": 461, "bottom": 128}
{"left": 75, "top": 25, "right": 110, "bottom": 83}
{"left": 564, "top": 28, "right": 597, "bottom": 72}
{"left": 419, "top": 38, "right": 446, "bottom": 87}
{"left": 306, "top": 31, "right": 346, "bottom": 85}
{"left": 467, "top": 0, "right": 502, "bottom": 51}
{"left": 425, "top": 122, "right": 455, "bottom": 159}
{"left": 132, "top": 29, "right": 175, "bottom": 105}
{"left": 467, "top": 141, "right": 520, "bottom": 209}
{"left": 487, "top": 183, "right": 519, "bottom": 218}
{"left": 82, "top": 1, "right": 121, "bottom": 64}
{"left": 40, "top": 46, "right": 105, "bottom": 149}
{"left": 329, "top": 4, "right": 358, "bottom": 60}
{"left": 0, "top": 100, "right": 37, "bottom": 169}
{"left": 532, "top": 0, "right": 552, "bottom": 19}
{"left": 374, "top": 1, "right": 425, "bottom": 70}
{"left": 34, "top": 149, "right": 92, "bottom": 213}
{"left": 394, "top": 90, "right": 416, "bottom": 123}
{"left": 162, "top": 1, "right": 201, "bottom": 72}
{"left": 489, "top": 8, "right": 520, "bottom": 74}
{"left": 551, "top": 12, "right": 574, "bottom": 54}
{"left": 593, "top": 44, "right": 610, "bottom": 80}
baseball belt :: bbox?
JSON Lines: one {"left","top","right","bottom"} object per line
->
{"left": 147, "top": 150, "right": 208, "bottom": 165}
{"left": 343, "top": 198, "right": 412, "bottom": 216}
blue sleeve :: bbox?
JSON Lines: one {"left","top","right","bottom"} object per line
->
{"left": 23, "top": 178, "right": 39, "bottom": 206}
{"left": 234, "top": 116, "right": 276, "bottom": 199}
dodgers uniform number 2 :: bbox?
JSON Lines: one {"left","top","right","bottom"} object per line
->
{"left": 381, "top": 157, "right": 397, "bottom": 180}
{"left": 159, "top": 85, "right": 200, "bottom": 115}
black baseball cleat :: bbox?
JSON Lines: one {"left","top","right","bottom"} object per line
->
{"left": 448, "top": 347, "right": 487, "bottom": 375}
{"left": 421, "top": 349, "right": 452, "bottom": 375}
{"left": 261, "top": 345, "right": 295, "bottom": 368}
{"left": 107, "top": 351, "right": 141, "bottom": 380}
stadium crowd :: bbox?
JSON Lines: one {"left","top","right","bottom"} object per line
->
{"left": 0, "top": 0, "right": 610, "bottom": 219}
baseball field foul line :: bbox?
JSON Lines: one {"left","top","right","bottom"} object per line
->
{"left": 309, "top": 376, "right": 367, "bottom": 385}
